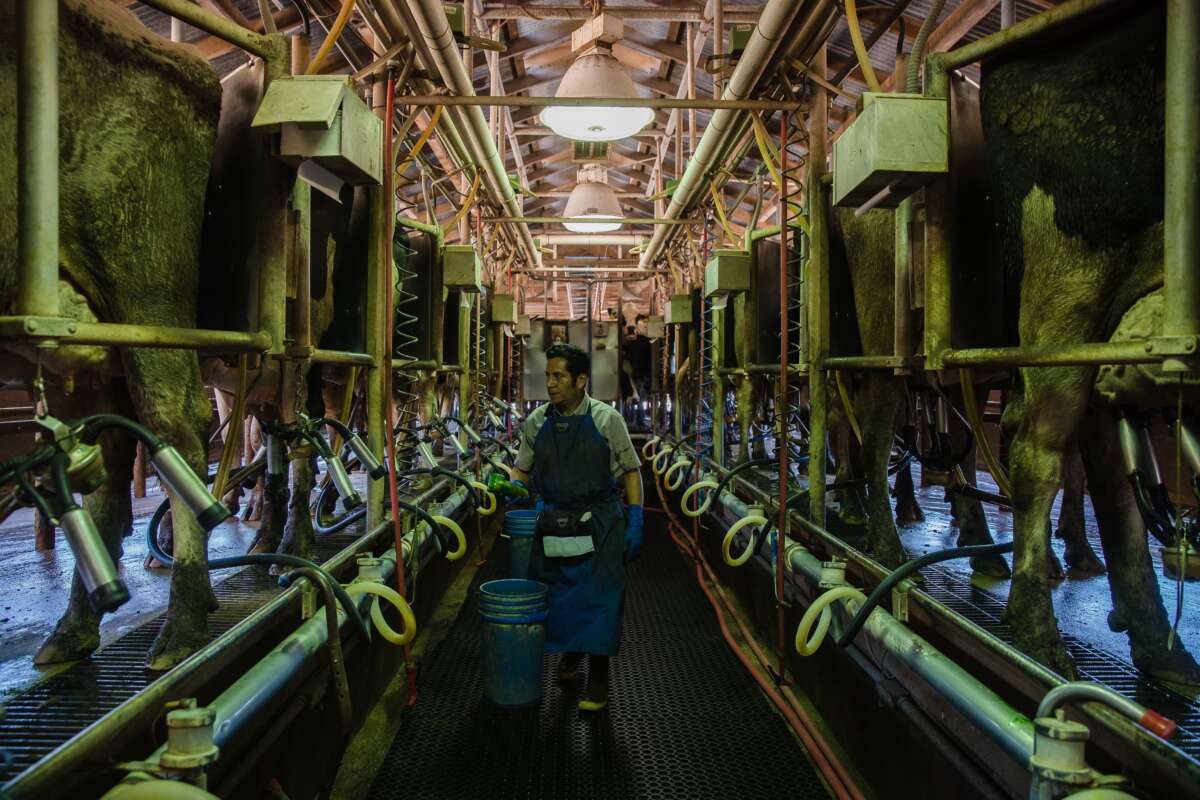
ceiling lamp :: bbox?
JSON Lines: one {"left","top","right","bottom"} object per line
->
{"left": 541, "top": 15, "right": 655, "bottom": 142}
{"left": 563, "top": 166, "right": 624, "bottom": 233}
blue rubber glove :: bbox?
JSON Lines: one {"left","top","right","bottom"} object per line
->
{"left": 625, "top": 504, "right": 644, "bottom": 562}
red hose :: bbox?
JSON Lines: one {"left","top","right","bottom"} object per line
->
{"left": 382, "top": 71, "right": 418, "bottom": 706}
{"left": 652, "top": 470, "right": 862, "bottom": 800}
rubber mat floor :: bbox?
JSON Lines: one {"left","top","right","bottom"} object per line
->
{"left": 367, "top": 524, "right": 832, "bottom": 800}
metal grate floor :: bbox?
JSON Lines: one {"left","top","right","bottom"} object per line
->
{"left": 367, "top": 528, "right": 831, "bottom": 800}
{"left": 0, "top": 529, "right": 363, "bottom": 785}
{"left": 920, "top": 566, "right": 1200, "bottom": 760}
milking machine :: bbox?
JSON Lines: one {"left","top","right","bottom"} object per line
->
{"left": 1116, "top": 410, "right": 1200, "bottom": 580}
{"left": 0, "top": 412, "right": 230, "bottom": 614}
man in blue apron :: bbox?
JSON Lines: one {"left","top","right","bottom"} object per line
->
{"left": 510, "top": 342, "right": 643, "bottom": 712}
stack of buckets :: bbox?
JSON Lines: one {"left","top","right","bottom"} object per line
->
{"left": 478, "top": 578, "right": 549, "bottom": 707}
{"left": 477, "top": 509, "right": 547, "bottom": 707}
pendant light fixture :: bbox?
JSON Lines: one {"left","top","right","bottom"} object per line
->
{"left": 563, "top": 165, "right": 624, "bottom": 233}
{"left": 541, "top": 15, "right": 655, "bottom": 142}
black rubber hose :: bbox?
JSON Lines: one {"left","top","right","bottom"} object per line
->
{"left": 144, "top": 510, "right": 371, "bottom": 641}
{"left": 313, "top": 480, "right": 368, "bottom": 536}
{"left": 712, "top": 458, "right": 776, "bottom": 501}
{"left": 390, "top": 497, "right": 449, "bottom": 555}
{"left": 78, "top": 413, "right": 163, "bottom": 450}
{"left": 398, "top": 467, "right": 481, "bottom": 509}
{"left": 835, "top": 541, "right": 1014, "bottom": 648}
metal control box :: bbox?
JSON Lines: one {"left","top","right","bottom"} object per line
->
{"left": 443, "top": 245, "right": 482, "bottom": 293}
{"left": 665, "top": 294, "right": 692, "bottom": 325}
{"left": 730, "top": 24, "right": 755, "bottom": 56}
{"left": 491, "top": 294, "right": 517, "bottom": 324}
{"left": 704, "top": 249, "right": 752, "bottom": 297}
{"left": 252, "top": 76, "right": 382, "bottom": 185}
{"left": 645, "top": 315, "right": 665, "bottom": 339}
{"left": 515, "top": 314, "right": 531, "bottom": 336}
{"left": 832, "top": 92, "right": 947, "bottom": 208}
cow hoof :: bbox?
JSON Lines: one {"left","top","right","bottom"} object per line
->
{"left": 1047, "top": 552, "right": 1066, "bottom": 581}
{"left": 1064, "top": 543, "right": 1106, "bottom": 576}
{"left": 1134, "top": 647, "right": 1200, "bottom": 693}
{"left": 1014, "top": 630, "right": 1078, "bottom": 681}
{"left": 871, "top": 542, "right": 909, "bottom": 571}
{"left": 895, "top": 503, "right": 924, "bottom": 525}
{"left": 970, "top": 554, "right": 1011, "bottom": 579}
{"left": 143, "top": 553, "right": 170, "bottom": 570}
{"left": 1108, "top": 609, "right": 1130, "bottom": 633}
{"left": 34, "top": 621, "right": 100, "bottom": 665}
{"left": 146, "top": 623, "right": 208, "bottom": 672}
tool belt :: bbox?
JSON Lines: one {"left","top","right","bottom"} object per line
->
{"left": 537, "top": 508, "right": 596, "bottom": 558}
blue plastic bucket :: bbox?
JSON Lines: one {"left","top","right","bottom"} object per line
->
{"left": 504, "top": 510, "right": 539, "bottom": 579}
{"left": 478, "top": 579, "right": 549, "bottom": 708}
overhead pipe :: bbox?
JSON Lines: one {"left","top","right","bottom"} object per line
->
{"left": 639, "top": 0, "right": 835, "bottom": 268}
{"left": 390, "top": 0, "right": 541, "bottom": 269}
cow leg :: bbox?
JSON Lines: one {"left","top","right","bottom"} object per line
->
{"left": 828, "top": 403, "right": 868, "bottom": 529}
{"left": 734, "top": 376, "right": 753, "bottom": 465}
{"left": 946, "top": 394, "right": 1009, "bottom": 577}
{"left": 279, "top": 452, "right": 316, "bottom": 562}
{"left": 1075, "top": 410, "right": 1199, "bottom": 687}
{"left": 857, "top": 374, "right": 907, "bottom": 569}
{"left": 35, "top": 424, "right": 136, "bottom": 664}
{"left": 249, "top": 430, "right": 289, "bottom": 554}
{"left": 893, "top": 415, "right": 924, "bottom": 524}
{"left": 1002, "top": 366, "right": 1086, "bottom": 679}
{"left": 1056, "top": 443, "right": 1105, "bottom": 574}
{"left": 122, "top": 349, "right": 218, "bottom": 671}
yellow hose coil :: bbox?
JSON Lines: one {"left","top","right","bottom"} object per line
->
{"left": 794, "top": 586, "right": 868, "bottom": 656}
{"left": 432, "top": 515, "right": 467, "bottom": 560}
{"left": 345, "top": 580, "right": 417, "bottom": 646}
{"left": 395, "top": 105, "right": 444, "bottom": 179}
{"left": 470, "top": 481, "right": 498, "bottom": 516}
{"left": 652, "top": 446, "right": 676, "bottom": 476}
{"left": 681, "top": 478, "right": 721, "bottom": 518}
{"left": 722, "top": 513, "right": 768, "bottom": 567}
{"left": 641, "top": 436, "right": 662, "bottom": 461}
{"left": 664, "top": 458, "right": 693, "bottom": 491}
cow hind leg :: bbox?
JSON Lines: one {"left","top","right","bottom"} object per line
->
{"left": 1077, "top": 410, "right": 1200, "bottom": 689}
{"left": 123, "top": 349, "right": 218, "bottom": 671}
{"left": 1002, "top": 367, "right": 1085, "bottom": 679}
{"left": 1056, "top": 443, "right": 1105, "bottom": 574}
{"left": 857, "top": 375, "right": 907, "bottom": 569}
{"left": 35, "top": 425, "right": 136, "bottom": 664}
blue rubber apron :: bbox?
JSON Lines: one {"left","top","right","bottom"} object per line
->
{"left": 528, "top": 407, "right": 627, "bottom": 656}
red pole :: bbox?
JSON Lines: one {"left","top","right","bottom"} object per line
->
{"left": 776, "top": 112, "right": 789, "bottom": 685}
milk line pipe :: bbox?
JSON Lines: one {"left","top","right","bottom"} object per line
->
{"left": 4, "top": 472, "right": 462, "bottom": 798}
{"left": 133, "top": 490, "right": 467, "bottom": 784}
{"left": 699, "top": 475, "right": 1200, "bottom": 785}
{"left": 714, "top": 491, "right": 1035, "bottom": 765}
{"left": 135, "top": 0, "right": 280, "bottom": 58}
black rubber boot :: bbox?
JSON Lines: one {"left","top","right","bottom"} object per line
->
{"left": 578, "top": 655, "right": 610, "bottom": 712}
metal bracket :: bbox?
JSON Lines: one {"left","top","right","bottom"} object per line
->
{"left": 1144, "top": 335, "right": 1200, "bottom": 357}
{"left": 0, "top": 315, "right": 79, "bottom": 340}
{"left": 892, "top": 582, "right": 910, "bottom": 622}
{"left": 285, "top": 344, "right": 315, "bottom": 360}
{"left": 300, "top": 580, "right": 317, "bottom": 620}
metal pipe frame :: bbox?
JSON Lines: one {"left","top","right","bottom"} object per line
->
{"left": 137, "top": 0, "right": 278, "bottom": 59}
{"left": 478, "top": 5, "right": 763, "bottom": 22}
{"left": 400, "top": 94, "right": 799, "bottom": 111}
{"left": 913, "top": 0, "right": 1200, "bottom": 373}
{"left": 703, "top": 480, "right": 1200, "bottom": 794}
{"left": 16, "top": 0, "right": 58, "bottom": 319}
{"left": 4, "top": 475, "right": 465, "bottom": 797}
